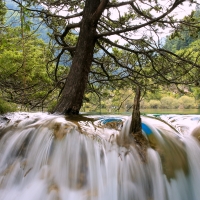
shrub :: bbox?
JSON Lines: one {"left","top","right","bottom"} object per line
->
{"left": 160, "top": 97, "right": 173, "bottom": 109}
{"left": 149, "top": 100, "right": 161, "bottom": 109}
{"left": 140, "top": 100, "right": 150, "bottom": 109}
{"left": 171, "top": 99, "right": 180, "bottom": 109}
{"left": 160, "top": 96, "right": 179, "bottom": 109}
{"left": 178, "top": 96, "right": 196, "bottom": 109}
{"left": 47, "top": 100, "right": 58, "bottom": 113}
{"left": 0, "top": 98, "right": 17, "bottom": 114}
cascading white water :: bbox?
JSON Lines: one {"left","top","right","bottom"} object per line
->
{"left": 0, "top": 112, "right": 200, "bottom": 200}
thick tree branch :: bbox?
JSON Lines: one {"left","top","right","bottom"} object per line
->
{"left": 157, "top": 48, "right": 200, "bottom": 68}
{"left": 100, "top": 37, "right": 139, "bottom": 54}
{"left": 92, "top": 0, "right": 109, "bottom": 23}
{"left": 61, "top": 22, "right": 81, "bottom": 40}
{"left": 92, "top": 59, "right": 110, "bottom": 78}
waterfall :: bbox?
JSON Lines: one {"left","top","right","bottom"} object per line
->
{"left": 0, "top": 112, "right": 200, "bottom": 200}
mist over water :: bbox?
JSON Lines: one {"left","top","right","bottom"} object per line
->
{"left": 0, "top": 112, "right": 200, "bottom": 200}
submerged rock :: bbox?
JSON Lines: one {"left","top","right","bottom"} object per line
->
{"left": 191, "top": 125, "right": 200, "bottom": 142}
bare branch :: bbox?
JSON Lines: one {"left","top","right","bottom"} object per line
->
{"left": 107, "top": 1, "right": 134, "bottom": 8}
{"left": 11, "top": 0, "right": 83, "bottom": 20}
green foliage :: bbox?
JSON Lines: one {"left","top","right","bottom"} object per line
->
{"left": 164, "top": 9, "right": 200, "bottom": 52}
{"left": 178, "top": 96, "right": 196, "bottom": 109}
{"left": 5, "top": 0, "right": 200, "bottom": 113}
{"left": 47, "top": 100, "right": 58, "bottom": 113}
{"left": 192, "top": 87, "right": 200, "bottom": 96}
{"left": 81, "top": 84, "right": 199, "bottom": 112}
{"left": 0, "top": 0, "right": 6, "bottom": 24}
{"left": 145, "top": 90, "right": 163, "bottom": 100}
{"left": 0, "top": 26, "right": 58, "bottom": 109}
{"left": 148, "top": 100, "right": 161, "bottom": 109}
{"left": 140, "top": 100, "right": 150, "bottom": 109}
{"left": 160, "top": 96, "right": 179, "bottom": 109}
{"left": 0, "top": 98, "right": 17, "bottom": 114}
{"left": 140, "top": 95, "right": 196, "bottom": 110}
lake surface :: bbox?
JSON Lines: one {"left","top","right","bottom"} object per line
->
{"left": 84, "top": 109, "right": 200, "bottom": 115}
{"left": 140, "top": 109, "right": 200, "bottom": 115}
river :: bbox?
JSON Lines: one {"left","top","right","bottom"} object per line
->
{"left": 0, "top": 112, "right": 200, "bottom": 200}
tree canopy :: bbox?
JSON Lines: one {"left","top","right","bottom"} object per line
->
{"left": 0, "top": 26, "right": 53, "bottom": 109}
{"left": 5, "top": 0, "right": 200, "bottom": 114}
{"left": 164, "top": 6, "right": 200, "bottom": 51}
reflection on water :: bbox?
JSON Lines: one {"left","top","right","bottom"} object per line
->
{"left": 0, "top": 112, "right": 200, "bottom": 200}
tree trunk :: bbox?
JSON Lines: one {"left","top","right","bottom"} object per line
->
{"left": 130, "top": 86, "right": 141, "bottom": 134}
{"left": 53, "top": 0, "right": 104, "bottom": 115}
{"left": 130, "top": 87, "right": 149, "bottom": 162}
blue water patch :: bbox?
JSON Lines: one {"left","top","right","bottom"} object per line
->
{"left": 142, "top": 123, "right": 153, "bottom": 135}
{"left": 100, "top": 117, "right": 123, "bottom": 124}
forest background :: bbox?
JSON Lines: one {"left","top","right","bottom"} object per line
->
{"left": 0, "top": 0, "right": 200, "bottom": 114}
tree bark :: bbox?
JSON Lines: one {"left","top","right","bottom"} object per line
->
{"left": 54, "top": 0, "right": 107, "bottom": 115}
{"left": 130, "top": 87, "right": 149, "bottom": 162}
{"left": 130, "top": 86, "right": 141, "bottom": 134}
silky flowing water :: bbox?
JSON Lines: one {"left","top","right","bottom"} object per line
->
{"left": 0, "top": 112, "right": 200, "bottom": 200}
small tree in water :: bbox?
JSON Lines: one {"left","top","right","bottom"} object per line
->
{"left": 130, "top": 87, "right": 141, "bottom": 134}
